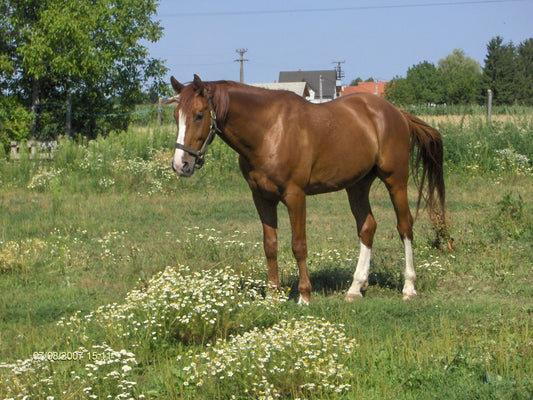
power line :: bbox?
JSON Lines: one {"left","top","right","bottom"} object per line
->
{"left": 160, "top": 0, "right": 527, "bottom": 17}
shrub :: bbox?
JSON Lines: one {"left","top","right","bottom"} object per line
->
{"left": 181, "top": 316, "right": 357, "bottom": 399}
{"left": 59, "top": 265, "right": 288, "bottom": 346}
{"left": 0, "top": 97, "right": 33, "bottom": 154}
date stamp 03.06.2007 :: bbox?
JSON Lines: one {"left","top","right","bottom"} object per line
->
{"left": 32, "top": 350, "right": 112, "bottom": 362}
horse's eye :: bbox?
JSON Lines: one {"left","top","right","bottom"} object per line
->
{"left": 194, "top": 113, "right": 204, "bottom": 122}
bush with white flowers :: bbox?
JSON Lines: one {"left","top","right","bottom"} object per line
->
{"left": 182, "top": 316, "right": 357, "bottom": 399}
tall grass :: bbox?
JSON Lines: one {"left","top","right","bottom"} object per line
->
{"left": 436, "top": 116, "right": 533, "bottom": 176}
{"left": 404, "top": 103, "right": 533, "bottom": 116}
{"left": 0, "top": 110, "right": 532, "bottom": 399}
{"left": 2, "top": 111, "right": 531, "bottom": 193}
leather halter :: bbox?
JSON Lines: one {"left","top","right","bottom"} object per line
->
{"left": 174, "top": 89, "right": 222, "bottom": 169}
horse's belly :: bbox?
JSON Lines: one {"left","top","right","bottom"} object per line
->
{"left": 305, "top": 158, "right": 375, "bottom": 195}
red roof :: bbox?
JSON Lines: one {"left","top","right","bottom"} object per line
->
{"left": 342, "top": 82, "right": 387, "bottom": 97}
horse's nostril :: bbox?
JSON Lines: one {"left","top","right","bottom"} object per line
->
{"left": 182, "top": 160, "right": 192, "bottom": 174}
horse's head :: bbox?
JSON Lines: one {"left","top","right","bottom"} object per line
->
{"left": 170, "top": 74, "right": 219, "bottom": 177}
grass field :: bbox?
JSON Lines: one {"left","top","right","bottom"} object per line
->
{"left": 0, "top": 112, "right": 532, "bottom": 399}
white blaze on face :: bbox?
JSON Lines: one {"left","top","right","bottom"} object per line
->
{"left": 173, "top": 109, "right": 187, "bottom": 172}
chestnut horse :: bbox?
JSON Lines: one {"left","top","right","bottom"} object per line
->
{"left": 170, "top": 74, "right": 446, "bottom": 304}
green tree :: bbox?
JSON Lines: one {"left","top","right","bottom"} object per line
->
{"left": 0, "top": 97, "right": 33, "bottom": 154}
{"left": 349, "top": 77, "right": 376, "bottom": 86}
{"left": 0, "top": 3, "right": 14, "bottom": 86}
{"left": 407, "top": 61, "right": 444, "bottom": 104}
{"left": 384, "top": 76, "right": 414, "bottom": 105}
{"left": 516, "top": 38, "right": 533, "bottom": 105}
{"left": 438, "top": 49, "right": 481, "bottom": 104}
{"left": 481, "top": 36, "right": 517, "bottom": 105}
{"left": 385, "top": 61, "right": 444, "bottom": 105}
{"left": 1, "top": 0, "right": 167, "bottom": 139}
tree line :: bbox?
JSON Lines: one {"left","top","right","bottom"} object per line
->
{"left": 0, "top": 0, "right": 168, "bottom": 150}
{"left": 1, "top": 0, "right": 531, "bottom": 150}
{"left": 383, "top": 36, "right": 533, "bottom": 107}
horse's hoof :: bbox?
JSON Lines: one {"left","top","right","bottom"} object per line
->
{"left": 402, "top": 292, "right": 417, "bottom": 301}
{"left": 345, "top": 293, "right": 363, "bottom": 302}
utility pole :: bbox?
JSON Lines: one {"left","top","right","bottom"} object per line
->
{"left": 333, "top": 60, "right": 345, "bottom": 98}
{"left": 319, "top": 75, "right": 323, "bottom": 103}
{"left": 235, "top": 48, "right": 248, "bottom": 83}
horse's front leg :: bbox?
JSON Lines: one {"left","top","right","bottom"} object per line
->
{"left": 284, "top": 188, "right": 311, "bottom": 304}
{"left": 252, "top": 193, "right": 280, "bottom": 290}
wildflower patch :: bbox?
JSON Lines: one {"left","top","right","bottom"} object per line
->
{"left": 0, "top": 238, "right": 47, "bottom": 274}
{"left": 182, "top": 316, "right": 357, "bottom": 399}
{"left": 60, "top": 265, "right": 288, "bottom": 345}
{"left": 0, "top": 344, "right": 138, "bottom": 400}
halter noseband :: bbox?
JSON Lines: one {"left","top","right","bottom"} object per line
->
{"left": 174, "top": 88, "right": 222, "bottom": 169}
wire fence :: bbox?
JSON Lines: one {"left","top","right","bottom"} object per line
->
{"left": 1, "top": 97, "right": 178, "bottom": 159}
{"left": 0, "top": 97, "right": 178, "bottom": 144}
{"left": 0, "top": 102, "right": 161, "bottom": 119}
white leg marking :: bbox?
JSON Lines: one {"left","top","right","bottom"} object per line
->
{"left": 298, "top": 295, "right": 310, "bottom": 306}
{"left": 172, "top": 110, "right": 187, "bottom": 172}
{"left": 346, "top": 241, "right": 371, "bottom": 300}
{"left": 402, "top": 237, "right": 417, "bottom": 299}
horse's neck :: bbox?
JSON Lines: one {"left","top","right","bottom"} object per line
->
{"left": 220, "top": 88, "right": 270, "bottom": 158}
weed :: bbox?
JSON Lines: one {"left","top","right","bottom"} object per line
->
{"left": 490, "top": 191, "right": 532, "bottom": 241}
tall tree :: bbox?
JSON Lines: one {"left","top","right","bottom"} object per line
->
{"left": 384, "top": 76, "right": 414, "bottom": 105}
{"left": 481, "top": 36, "right": 517, "bottom": 105}
{"left": 438, "top": 49, "right": 482, "bottom": 104}
{"left": 1, "top": 0, "right": 167, "bottom": 139}
{"left": 516, "top": 38, "right": 533, "bottom": 105}
{"left": 0, "top": 2, "right": 14, "bottom": 88}
{"left": 384, "top": 62, "right": 444, "bottom": 105}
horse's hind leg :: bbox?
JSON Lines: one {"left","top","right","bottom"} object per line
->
{"left": 345, "top": 175, "right": 377, "bottom": 301}
{"left": 382, "top": 174, "right": 417, "bottom": 300}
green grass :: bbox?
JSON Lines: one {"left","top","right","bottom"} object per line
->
{"left": 0, "top": 115, "right": 532, "bottom": 399}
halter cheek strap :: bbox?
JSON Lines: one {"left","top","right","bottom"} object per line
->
{"left": 174, "top": 89, "right": 222, "bottom": 169}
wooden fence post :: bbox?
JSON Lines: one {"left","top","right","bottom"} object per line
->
{"left": 158, "top": 96, "right": 163, "bottom": 129}
{"left": 66, "top": 93, "right": 72, "bottom": 138}
{"left": 487, "top": 89, "right": 493, "bottom": 125}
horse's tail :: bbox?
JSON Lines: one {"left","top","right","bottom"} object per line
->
{"left": 401, "top": 110, "right": 451, "bottom": 249}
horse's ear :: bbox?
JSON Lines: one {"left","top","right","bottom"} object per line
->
{"left": 192, "top": 74, "right": 206, "bottom": 96}
{"left": 170, "top": 76, "right": 184, "bottom": 94}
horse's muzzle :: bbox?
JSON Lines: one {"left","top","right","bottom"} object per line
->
{"left": 172, "top": 160, "right": 194, "bottom": 177}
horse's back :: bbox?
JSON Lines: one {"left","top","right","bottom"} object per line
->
{"left": 298, "top": 93, "right": 410, "bottom": 192}
{"left": 332, "top": 93, "right": 412, "bottom": 171}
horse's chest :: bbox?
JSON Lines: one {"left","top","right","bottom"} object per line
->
{"left": 244, "top": 169, "right": 284, "bottom": 199}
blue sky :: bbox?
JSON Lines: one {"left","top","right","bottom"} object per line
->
{"left": 146, "top": 0, "right": 533, "bottom": 85}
